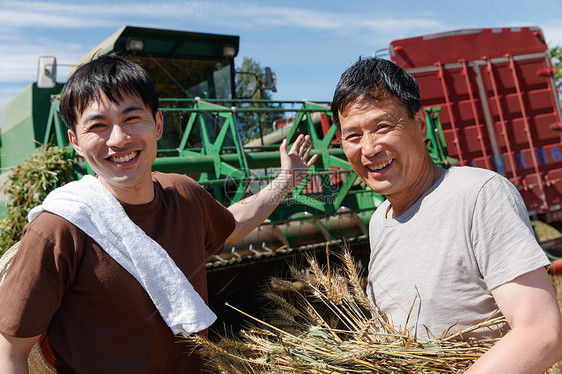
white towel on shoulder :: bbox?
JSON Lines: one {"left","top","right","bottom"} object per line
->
{"left": 28, "top": 174, "right": 217, "bottom": 336}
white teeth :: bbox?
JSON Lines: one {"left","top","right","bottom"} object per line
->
{"left": 367, "top": 159, "right": 392, "bottom": 171}
{"left": 111, "top": 151, "right": 137, "bottom": 163}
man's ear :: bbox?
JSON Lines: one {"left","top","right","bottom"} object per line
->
{"left": 68, "top": 129, "right": 84, "bottom": 157}
{"left": 415, "top": 109, "right": 427, "bottom": 141}
{"left": 155, "top": 111, "right": 164, "bottom": 140}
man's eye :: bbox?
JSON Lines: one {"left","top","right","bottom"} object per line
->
{"left": 125, "top": 116, "right": 140, "bottom": 122}
{"left": 89, "top": 123, "right": 105, "bottom": 130}
{"left": 344, "top": 134, "right": 360, "bottom": 141}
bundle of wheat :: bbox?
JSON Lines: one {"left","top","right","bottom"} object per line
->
{"left": 190, "top": 247, "right": 504, "bottom": 373}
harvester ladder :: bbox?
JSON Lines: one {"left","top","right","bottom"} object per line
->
{"left": 436, "top": 61, "right": 465, "bottom": 165}
{"left": 484, "top": 58, "right": 520, "bottom": 182}
{"left": 460, "top": 59, "right": 493, "bottom": 170}
{"left": 507, "top": 54, "right": 548, "bottom": 210}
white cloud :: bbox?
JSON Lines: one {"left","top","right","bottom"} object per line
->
{"left": 0, "top": 1, "right": 444, "bottom": 35}
{"left": 542, "top": 24, "right": 562, "bottom": 47}
{"left": 0, "top": 2, "right": 116, "bottom": 28}
{"left": 0, "top": 9, "right": 105, "bottom": 28}
{"left": 0, "top": 40, "right": 84, "bottom": 83}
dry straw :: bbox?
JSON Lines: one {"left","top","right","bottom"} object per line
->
{"left": 190, "top": 245, "right": 505, "bottom": 373}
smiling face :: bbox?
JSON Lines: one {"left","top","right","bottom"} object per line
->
{"left": 340, "top": 94, "right": 434, "bottom": 211}
{"left": 68, "top": 92, "right": 163, "bottom": 204}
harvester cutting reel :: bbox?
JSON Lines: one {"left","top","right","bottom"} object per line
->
{"left": 42, "top": 97, "right": 452, "bottom": 271}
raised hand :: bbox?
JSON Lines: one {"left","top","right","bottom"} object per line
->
{"left": 279, "top": 134, "right": 318, "bottom": 190}
{"left": 226, "top": 134, "right": 318, "bottom": 243}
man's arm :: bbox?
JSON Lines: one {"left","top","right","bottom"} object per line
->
{"left": 0, "top": 332, "right": 41, "bottom": 374}
{"left": 226, "top": 134, "right": 317, "bottom": 244}
{"left": 466, "top": 267, "right": 562, "bottom": 374}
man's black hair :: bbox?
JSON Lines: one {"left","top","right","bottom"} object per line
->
{"left": 60, "top": 54, "right": 159, "bottom": 132}
{"left": 331, "top": 57, "right": 423, "bottom": 131}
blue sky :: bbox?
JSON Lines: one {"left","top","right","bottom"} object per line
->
{"left": 1, "top": 0, "right": 562, "bottom": 124}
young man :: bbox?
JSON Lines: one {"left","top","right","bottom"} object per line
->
{"left": 331, "top": 57, "right": 562, "bottom": 373}
{"left": 0, "top": 55, "right": 317, "bottom": 373}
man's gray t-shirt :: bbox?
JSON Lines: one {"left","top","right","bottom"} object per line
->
{"left": 366, "top": 166, "right": 549, "bottom": 340}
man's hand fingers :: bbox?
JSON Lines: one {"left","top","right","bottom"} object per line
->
{"left": 288, "top": 134, "right": 305, "bottom": 154}
{"left": 280, "top": 138, "right": 288, "bottom": 154}
{"left": 302, "top": 142, "right": 313, "bottom": 159}
{"left": 306, "top": 154, "right": 318, "bottom": 168}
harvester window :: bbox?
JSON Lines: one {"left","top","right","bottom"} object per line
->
{"left": 133, "top": 55, "right": 233, "bottom": 100}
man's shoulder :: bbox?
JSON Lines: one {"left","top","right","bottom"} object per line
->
{"left": 20, "top": 211, "right": 86, "bottom": 253}
{"left": 27, "top": 211, "right": 82, "bottom": 233}
{"left": 434, "top": 166, "right": 521, "bottom": 210}
{"left": 152, "top": 172, "right": 219, "bottom": 206}
{"left": 152, "top": 172, "right": 202, "bottom": 192}
{"left": 446, "top": 165, "right": 498, "bottom": 182}
{"left": 152, "top": 171, "right": 196, "bottom": 185}
{"left": 440, "top": 166, "right": 505, "bottom": 193}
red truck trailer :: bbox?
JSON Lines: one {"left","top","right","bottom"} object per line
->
{"left": 388, "top": 27, "right": 562, "bottom": 222}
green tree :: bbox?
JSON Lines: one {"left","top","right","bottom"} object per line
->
{"left": 236, "top": 57, "right": 273, "bottom": 100}
{"left": 235, "top": 58, "right": 281, "bottom": 143}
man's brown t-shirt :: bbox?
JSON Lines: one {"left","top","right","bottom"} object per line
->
{"left": 0, "top": 172, "right": 235, "bottom": 373}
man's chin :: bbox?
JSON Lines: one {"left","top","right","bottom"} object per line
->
{"left": 98, "top": 174, "right": 142, "bottom": 188}
{"left": 367, "top": 182, "right": 392, "bottom": 196}
{"left": 361, "top": 177, "right": 392, "bottom": 195}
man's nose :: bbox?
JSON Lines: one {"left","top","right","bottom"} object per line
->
{"left": 106, "top": 124, "right": 131, "bottom": 147}
{"left": 360, "top": 134, "right": 382, "bottom": 157}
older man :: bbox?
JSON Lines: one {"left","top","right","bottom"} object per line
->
{"left": 331, "top": 57, "right": 562, "bottom": 373}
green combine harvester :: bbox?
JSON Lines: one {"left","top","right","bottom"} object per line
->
{"left": 0, "top": 26, "right": 452, "bottom": 315}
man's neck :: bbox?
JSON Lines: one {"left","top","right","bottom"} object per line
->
{"left": 97, "top": 177, "right": 155, "bottom": 205}
{"left": 386, "top": 161, "right": 444, "bottom": 219}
